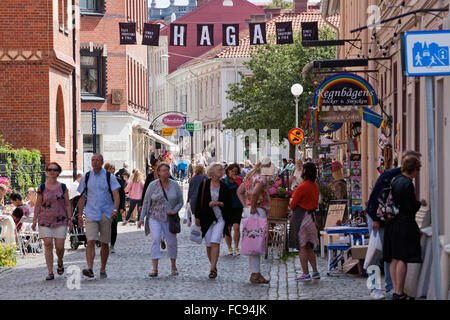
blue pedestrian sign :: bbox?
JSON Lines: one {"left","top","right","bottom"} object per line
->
{"left": 403, "top": 30, "right": 450, "bottom": 76}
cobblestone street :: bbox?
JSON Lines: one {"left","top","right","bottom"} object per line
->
{"left": 0, "top": 184, "right": 372, "bottom": 300}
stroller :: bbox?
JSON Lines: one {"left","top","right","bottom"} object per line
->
{"left": 69, "top": 195, "right": 102, "bottom": 250}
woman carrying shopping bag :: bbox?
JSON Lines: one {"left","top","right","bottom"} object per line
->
{"left": 236, "top": 158, "right": 274, "bottom": 284}
{"left": 288, "top": 162, "right": 320, "bottom": 282}
{"left": 194, "top": 163, "right": 232, "bottom": 279}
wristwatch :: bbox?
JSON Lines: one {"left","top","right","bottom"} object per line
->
{"left": 113, "top": 209, "right": 118, "bottom": 213}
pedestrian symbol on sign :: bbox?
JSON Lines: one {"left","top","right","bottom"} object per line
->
{"left": 413, "top": 41, "right": 449, "bottom": 68}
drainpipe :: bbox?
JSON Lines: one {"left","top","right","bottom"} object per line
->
{"left": 72, "top": 0, "right": 78, "bottom": 180}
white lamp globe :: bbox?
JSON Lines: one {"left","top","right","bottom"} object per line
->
{"left": 291, "top": 83, "right": 303, "bottom": 97}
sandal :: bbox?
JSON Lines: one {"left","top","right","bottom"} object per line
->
{"left": 250, "top": 274, "right": 269, "bottom": 284}
{"left": 46, "top": 274, "right": 55, "bottom": 281}
{"left": 148, "top": 270, "right": 158, "bottom": 277}
{"left": 171, "top": 268, "right": 179, "bottom": 276}
{"left": 209, "top": 269, "right": 217, "bottom": 279}
{"left": 57, "top": 263, "right": 64, "bottom": 275}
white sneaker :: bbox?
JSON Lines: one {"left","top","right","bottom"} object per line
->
{"left": 110, "top": 246, "right": 115, "bottom": 253}
{"left": 370, "top": 289, "right": 385, "bottom": 300}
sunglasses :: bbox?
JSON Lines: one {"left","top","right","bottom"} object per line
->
{"left": 47, "top": 168, "right": 60, "bottom": 172}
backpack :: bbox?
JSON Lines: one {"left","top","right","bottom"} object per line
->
{"left": 40, "top": 183, "right": 67, "bottom": 195}
{"left": 83, "top": 171, "right": 114, "bottom": 204}
{"left": 375, "top": 175, "right": 401, "bottom": 222}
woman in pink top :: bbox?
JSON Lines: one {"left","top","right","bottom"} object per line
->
{"left": 32, "top": 162, "right": 72, "bottom": 280}
{"left": 124, "top": 170, "right": 145, "bottom": 224}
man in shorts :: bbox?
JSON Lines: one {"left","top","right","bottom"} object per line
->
{"left": 78, "top": 154, "right": 120, "bottom": 279}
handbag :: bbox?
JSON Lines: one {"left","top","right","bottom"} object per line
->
{"left": 160, "top": 181, "right": 181, "bottom": 234}
{"left": 363, "top": 230, "right": 383, "bottom": 269}
{"left": 183, "top": 202, "right": 192, "bottom": 226}
{"left": 190, "top": 223, "right": 202, "bottom": 244}
{"left": 241, "top": 216, "right": 267, "bottom": 255}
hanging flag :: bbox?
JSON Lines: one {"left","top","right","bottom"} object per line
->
{"left": 361, "top": 106, "right": 384, "bottom": 128}
{"left": 119, "top": 22, "right": 136, "bottom": 45}
{"left": 249, "top": 22, "right": 267, "bottom": 45}
{"left": 170, "top": 23, "right": 187, "bottom": 46}
{"left": 197, "top": 24, "right": 214, "bottom": 46}
{"left": 275, "top": 22, "right": 293, "bottom": 45}
{"left": 142, "top": 23, "right": 160, "bottom": 46}
{"left": 222, "top": 24, "right": 239, "bottom": 46}
{"left": 301, "top": 22, "right": 319, "bottom": 41}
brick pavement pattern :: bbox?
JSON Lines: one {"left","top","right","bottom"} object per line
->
{"left": 0, "top": 184, "right": 371, "bottom": 300}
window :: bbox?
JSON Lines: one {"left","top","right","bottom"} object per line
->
{"left": 83, "top": 134, "right": 100, "bottom": 153}
{"left": 56, "top": 86, "right": 65, "bottom": 149}
{"left": 81, "top": 50, "right": 106, "bottom": 99}
{"left": 80, "top": 0, "right": 104, "bottom": 14}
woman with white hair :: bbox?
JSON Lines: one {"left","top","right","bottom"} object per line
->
{"left": 194, "top": 163, "right": 232, "bottom": 279}
{"left": 237, "top": 158, "right": 273, "bottom": 284}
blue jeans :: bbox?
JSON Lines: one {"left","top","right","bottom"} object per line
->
{"left": 179, "top": 169, "right": 186, "bottom": 181}
{"left": 367, "top": 216, "right": 393, "bottom": 292}
{"left": 126, "top": 199, "right": 141, "bottom": 221}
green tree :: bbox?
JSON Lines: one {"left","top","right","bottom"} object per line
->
{"left": 266, "top": 0, "right": 293, "bottom": 10}
{"left": 223, "top": 28, "right": 336, "bottom": 153}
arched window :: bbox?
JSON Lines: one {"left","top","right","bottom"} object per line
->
{"left": 56, "top": 86, "right": 65, "bottom": 148}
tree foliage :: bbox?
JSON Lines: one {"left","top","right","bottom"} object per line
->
{"left": 223, "top": 28, "right": 336, "bottom": 145}
{"left": 266, "top": 0, "right": 293, "bottom": 10}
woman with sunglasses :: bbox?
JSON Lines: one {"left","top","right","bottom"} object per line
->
{"left": 32, "top": 162, "right": 72, "bottom": 280}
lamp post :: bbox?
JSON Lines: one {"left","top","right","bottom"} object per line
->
{"left": 291, "top": 84, "right": 303, "bottom": 159}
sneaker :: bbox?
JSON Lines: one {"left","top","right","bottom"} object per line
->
{"left": 110, "top": 246, "right": 115, "bottom": 253}
{"left": 228, "top": 248, "right": 233, "bottom": 255}
{"left": 311, "top": 272, "right": 321, "bottom": 279}
{"left": 100, "top": 270, "right": 107, "bottom": 279}
{"left": 234, "top": 248, "right": 240, "bottom": 256}
{"left": 370, "top": 289, "right": 385, "bottom": 300}
{"left": 295, "top": 274, "right": 312, "bottom": 282}
{"left": 82, "top": 268, "right": 94, "bottom": 278}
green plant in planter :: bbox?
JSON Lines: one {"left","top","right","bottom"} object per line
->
{"left": 317, "top": 176, "right": 335, "bottom": 214}
{"left": 0, "top": 243, "right": 17, "bottom": 267}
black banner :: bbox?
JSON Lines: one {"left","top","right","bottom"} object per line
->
{"left": 301, "top": 21, "right": 318, "bottom": 41}
{"left": 222, "top": 24, "right": 239, "bottom": 46}
{"left": 142, "top": 23, "right": 160, "bottom": 46}
{"left": 197, "top": 24, "right": 214, "bottom": 46}
{"left": 170, "top": 23, "right": 187, "bottom": 46}
{"left": 249, "top": 22, "right": 266, "bottom": 45}
{"left": 119, "top": 22, "right": 136, "bottom": 45}
{"left": 275, "top": 22, "right": 293, "bottom": 44}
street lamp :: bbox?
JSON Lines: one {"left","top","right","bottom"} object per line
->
{"left": 291, "top": 83, "right": 303, "bottom": 128}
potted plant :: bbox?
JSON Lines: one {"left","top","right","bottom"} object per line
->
{"left": 268, "top": 178, "right": 292, "bottom": 218}
{"left": 0, "top": 243, "right": 17, "bottom": 267}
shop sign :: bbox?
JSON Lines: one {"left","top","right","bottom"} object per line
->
{"left": 162, "top": 128, "right": 177, "bottom": 136}
{"left": 162, "top": 114, "right": 185, "bottom": 127}
{"left": 319, "top": 110, "right": 361, "bottom": 123}
{"left": 313, "top": 73, "right": 378, "bottom": 107}
{"left": 185, "top": 123, "right": 202, "bottom": 132}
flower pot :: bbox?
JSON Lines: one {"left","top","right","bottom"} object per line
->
{"left": 269, "top": 197, "right": 290, "bottom": 218}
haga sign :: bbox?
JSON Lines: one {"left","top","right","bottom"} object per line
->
{"left": 313, "top": 73, "right": 378, "bottom": 107}
{"left": 162, "top": 114, "right": 185, "bottom": 127}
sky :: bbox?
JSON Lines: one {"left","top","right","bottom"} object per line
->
{"left": 150, "top": 0, "right": 320, "bottom": 7}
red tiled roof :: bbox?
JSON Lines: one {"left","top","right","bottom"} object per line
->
{"left": 177, "top": 10, "right": 340, "bottom": 70}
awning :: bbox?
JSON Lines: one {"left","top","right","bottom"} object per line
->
{"left": 146, "top": 129, "right": 179, "bottom": 152}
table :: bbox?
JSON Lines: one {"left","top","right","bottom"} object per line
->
{"left": 324, "top": 226, "right": 369, "bottom": 274}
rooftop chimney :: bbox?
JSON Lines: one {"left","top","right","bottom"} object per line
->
{"left": 293, "top": 0, "right": 308, "bottom": 12}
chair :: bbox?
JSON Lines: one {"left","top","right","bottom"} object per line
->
{"left": 265, "top": 217, "right": 289, "bottom": 259}
{"left": 18, "top": 216, "right": 42, "bottom": 255}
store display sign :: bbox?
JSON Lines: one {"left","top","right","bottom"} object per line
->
{"left": 119, "top": 23, "right": 136, "bottom": 45}
{"left": 313, "top": 73, "right": 378, "bottom": 107}
{"left": 276, "top": 22, "right": 293, "bottom": 45}
{"left": 143, "top": 23, "right": 160, "bottom": 46}
{"left": 162, "top": 114, "right": 186, "bottom": 127}
{"left": 403, "top": 30, "right": 450, "bottom": 76}
{"left": 301, "top": 22, "right": 318, "bottom": 41}
{"left": 319, "top": 111, "right": 361, "bottom": 122}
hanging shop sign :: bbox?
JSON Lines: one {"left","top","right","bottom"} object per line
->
{"left": 402, "top": 30, "right": 450, "bottom": 77}
{"left": 319, "top": 122, "right": 343, "bottom": 134}
{"left": 143, "top": 23, "right": 160, "bottom": 46}
{"left": 313, "top": 73, "right": 378, "bottom": 107}
{"left": 275, "top": 22, "right": 293, "bottom": 45}
{"left": 249, "top": 22, "right": 267, "bottom": 45}
{"left": 350, "top": 154, "right": 363, "bottom": 214}
{"left": 162, "top": 114, "right": 186, "bottom": 127}
{"left": 197, "top": 24, "right": 214, "bottom": 46}
{"left": 162, "top": 128, "right": 177, "bottom": 136}
{"left": 170, "top": 24, "right": 188, "bottom": 46}
{"left": 301, "top": 22, "right": 318, "bottom": 41}
{"left": 119, "top": 23, "right": 136, "bottom": 45}
{"left": 222, "top": 24, "right": 239, "bottom": 46}
{"left": 288, "top": 128, "right": 304, "bottom": 145}
{"left": 319, "top": 110, "right": 361, "bottom": 122}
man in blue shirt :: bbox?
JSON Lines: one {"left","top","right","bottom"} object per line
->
{"left": 177, "top": 155, "right": 189, "bottom": 183}
{"left": 78, "top": 154, "right": 121, "bottom": 279}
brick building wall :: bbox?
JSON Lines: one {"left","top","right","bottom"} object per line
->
{"left": 0, "top": 0, "right": 81, "bottom": 175}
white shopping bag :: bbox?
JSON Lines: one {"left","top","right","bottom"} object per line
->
{"left": 190, "top": 223, "right": 202, "bottom": 244}
{"left": 363, "top": 230, "right": 383, "bottom": 269}
{"left": 183, "top": 202, "right": 192, "bottom": 227}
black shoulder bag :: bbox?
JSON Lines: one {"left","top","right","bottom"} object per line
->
{"left": 160, "top": 180, "right": 181, "bottom": 234}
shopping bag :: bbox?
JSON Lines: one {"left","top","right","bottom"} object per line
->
{"left": 363, "top": 230, "right": 383, "bottom": 269}
{"left": 190, "top": 224, "right": 202, "bottom": 244}
{"left": 241, "top": 217, "right": 267, "bottom": 255}
{"left": 183, "top": 202, "right": 192, "bottom": 227}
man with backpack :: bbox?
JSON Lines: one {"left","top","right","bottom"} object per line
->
{"left": 77, "top": 154, "right": 121, "bottom": 279}
{"left": 365, "top": 150, "right": 422, "bottom": 299}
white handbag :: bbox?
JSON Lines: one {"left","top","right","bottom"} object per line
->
{"left": 190, "top": 223, "right": 202, "bottom": 244}
{"left": 183, "top": 202, "right": 192, "bottom": 227}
